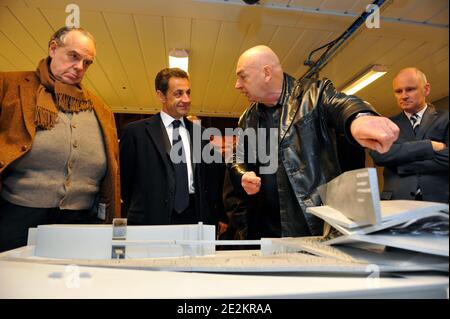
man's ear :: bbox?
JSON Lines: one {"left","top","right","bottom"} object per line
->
{"left": 48, "top": 40, "right": 58, "bottom": 58}
{"left": 263, "top": 65, "right": 272, "bottom": 83}
{"left": 156, "top": 90, "right": 166, "bottom": 104}
{"left": 424, "top": 83, "right": 431, "bottom": 97}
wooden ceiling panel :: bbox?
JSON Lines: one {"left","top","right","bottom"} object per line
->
{"left": 219, "top": 23, "right": 278, "bottom": 113}
{"left": 134, "top": 15, "right": 170, "bottom": 113}
{"left": 320, "top": 0, "right": 369, "bottom": 12}
{"left": 82, "top": 65, "right": 122, "bottom": 108}
{"left": 3, "top": 5, "right": 53, "bottom": 55}
{"left": 260, "top": 0, "right": 290, "bottom": 5}
{"left": 382, "top": 0, "right": 421, "bottom": 19}
{"left": 430, "top": 44, "right": 448, "bottom": 64}
{"left": 295, "top": 11, "right": 352, "bottom": 31}
{"left": 373, "top": 39, "right": 425, "bottom": 67}
{"left": 201, "top": 22, "right": 247, "bottom": 113}
{"left": 267, "top": 26, "right": 305, "bottom": 62}
{"left": 0, "top": 53, "right": 16, "bottom": 71}
{"left": 282, "top": 29, "right": 328, "bottom": 77}
{"left": 291, "top": 31, "right": 341, "bottom": 78}
{"left": 164, "top": 16, "right": 191, "bottom": 54}
{"left": 0, "top": 6, "right": 49, "bottom": 67}
{"left": 401, "top": 0, "right": 448, "bottom": 22}
{"left": 82, "top": 76, "right": 103, "bottom": 101}
{"left": 290, "top": 0, "right": 326, "bottom": 9}
{"left": 81, "top": 11, "right": 137, "bottom": 110}
{"left": 189, "top": 19, "right": 221, "bottom": 114}
{"left": 0, "top": 31, "right": 35, "bottom": 71}
{"left": 322, "top": 34, "right": 385, "bottom": 88}
{"left": 347, "top": 0, "right": 376, "bottom": 14}
{"left": 429, "top": 8, "right": 449, "bottom": 25}
{"left": 423, "top": 45, "right": 449, "bottom": 71}
{"left": 428, "top": 58, "right": 449, "bottom": 100}
{"left": 103, "top": 12, "right": 154, "bottom": 110}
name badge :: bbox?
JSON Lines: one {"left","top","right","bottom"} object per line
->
{"left": 97, "top": 203, "right": 106, "bottom": 220}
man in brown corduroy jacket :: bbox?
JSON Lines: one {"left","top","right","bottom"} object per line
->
{"left": 0, "top": 27, "right": 120, "bottom": 252}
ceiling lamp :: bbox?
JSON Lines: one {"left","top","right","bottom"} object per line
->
{"left": 168, "top": 49, "right": 189, "bottom": 73}
{"left": 341, "top": 64, "right": 388, "bottom": 95}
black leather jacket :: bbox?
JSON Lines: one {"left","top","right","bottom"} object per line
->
{"left": 230, "top": 74, "right": 377, "bottom": 237}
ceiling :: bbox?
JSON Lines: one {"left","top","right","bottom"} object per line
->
{"left": 0, "top": 0, "right": 448, "bottom": 118}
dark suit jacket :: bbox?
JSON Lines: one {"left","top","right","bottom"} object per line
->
{"left": 119, "top": 113, "right": 221, "bottom": 224}
{"left": 370, "top": 104, "right": 449, "bottom": 203}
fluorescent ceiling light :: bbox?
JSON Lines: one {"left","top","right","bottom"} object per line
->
{"left": 341, "top": 65, "right": 387, "bottom": 95}
{"left": 169, "top": 49, "right": 189, "bottom": 73}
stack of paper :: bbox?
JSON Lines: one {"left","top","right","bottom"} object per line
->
{"left": 306, "top": 168, "right": 449, "bottom": 272}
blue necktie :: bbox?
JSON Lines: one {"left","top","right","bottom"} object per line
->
{"left": 171, "top": 120, "right": 189, "bottom": 213}
{"left": 410, "top": 113, "right": 420, "bottom": 135}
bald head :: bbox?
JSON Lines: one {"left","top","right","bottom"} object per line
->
{"left": 392, "top": 67, "right": 430, "bottom": 114}
{"left": 235, "top": 45, "right": 284, "bottom": 106}
{"left": 239, "top": 45, "right": 281, "bottom": 70}
{"left": 394, "top": 67, "right": 428, "bottom": 87}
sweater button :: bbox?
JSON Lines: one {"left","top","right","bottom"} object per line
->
{"left": 21, "top": 145, "right": 28, "bottom": 152}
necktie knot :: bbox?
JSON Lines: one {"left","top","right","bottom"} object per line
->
{"left": 410, "top": 113, "right": 420, "bottom": 135}
{"left": 172, "top": 120, "right": 182, "bottom": 129}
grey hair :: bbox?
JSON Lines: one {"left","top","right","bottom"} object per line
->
{"left": 395, "top": 67, "right": 428, "bottom": 86}
{"left": 48, "top": 26, "right": 96, "bottom": 47}
{"left": 415, "top": 68, "right": 428, "bottom": 86}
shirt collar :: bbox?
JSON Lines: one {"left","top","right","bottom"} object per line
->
{"left": 160, "top": 110, "right": 185, "bottom": 128}
{"left": 404, "top": 104, "right": 427, "bottom": 120}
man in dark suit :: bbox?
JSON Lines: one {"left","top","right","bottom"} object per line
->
{"left": 370, "top": 67, "right": 448, "bottom": 203}
{"left": 119, "top": 68, "right": 219, "bottom": 224}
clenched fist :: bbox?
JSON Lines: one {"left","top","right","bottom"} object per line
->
{"left": 351, "top": 115, "right": 399, "bottom": 153}
{"left": 241, "top": 171, "right": 261, "bottom": 195}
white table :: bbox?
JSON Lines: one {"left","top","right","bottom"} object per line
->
{"left": 0, "top": 260, "right": 447, "bottom": 299}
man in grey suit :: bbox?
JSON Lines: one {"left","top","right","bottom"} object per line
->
{"left": 370, "top": 67, "right": 448, "bottom": 203}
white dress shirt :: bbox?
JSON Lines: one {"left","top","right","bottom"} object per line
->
{"left": 404, "top": 104, "right": 427, "bottom": 126}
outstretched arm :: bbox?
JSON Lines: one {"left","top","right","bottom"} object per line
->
{"left": 350, "top": 115, "right": 400, "bottom": 153}
{"left": 320, "top": 79, "right": 399, "bottom": 153}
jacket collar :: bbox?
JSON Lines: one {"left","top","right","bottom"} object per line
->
{"left": 278, "top": 73, "right": 298, "bottom": 142}
{"left": 252, "top": 73, "right": 297, "bottom": 144}
{"left": 416, "top": 104, "right": 437, "bottom": 139}
{"left": 145, "top": 113, "right": 172, "bottom": 159}
{"left": 144, "top": 113, "right": 197, "bottom": 171}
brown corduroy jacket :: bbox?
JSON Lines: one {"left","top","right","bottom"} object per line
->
{"left": 0, "top": 71, "right": 121, "bottom": 223}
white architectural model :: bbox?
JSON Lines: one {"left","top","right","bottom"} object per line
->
{"left": 0, "top": 169, "right": 448, "bottom": 275}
